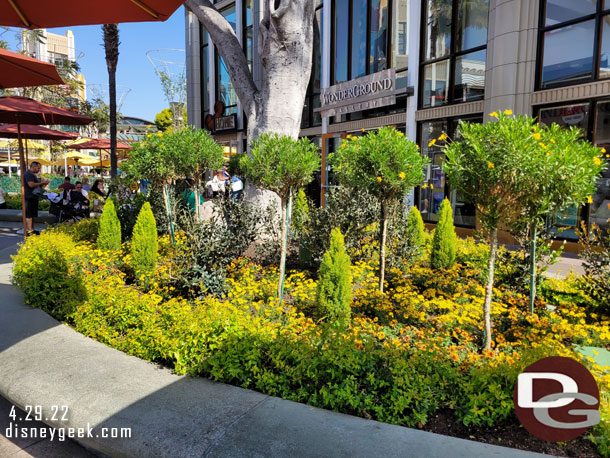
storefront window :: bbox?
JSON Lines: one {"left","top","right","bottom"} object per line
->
{"left": 392, "top": 0, "right": 409, "bottom": 71}
{"left": 216, "top": 4, "right": 238, "bottom": 115}
{"left": 539, "top": 1, "right": 610, "bottom": 89}
{"left": 420, "top": 0, "right": 489, "bottom": 109}
{"left": 332, "top": 0, "right": 395, "bottom": 84}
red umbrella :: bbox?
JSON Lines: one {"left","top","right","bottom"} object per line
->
{"left": 0, "top": 96, "right": 93, "bottom": 237}
{"left": 0, "top": 0, "right": 183, "bottom": 28}
{"left": 0, "top": 124, "right": 78, "bottom": 140}
{"left": 71, "top": 138, "right": 131, "bottom": 150}
{"left": 0, "top": 48, "right": 65, "bottom": 89}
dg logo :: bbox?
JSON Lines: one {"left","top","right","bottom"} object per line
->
{"left": 514, "top": 356, "right": 600, "bottom": 442}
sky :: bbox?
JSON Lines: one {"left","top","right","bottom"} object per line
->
{"left": 2, "top": 6, "right": 186, "bottom": 122}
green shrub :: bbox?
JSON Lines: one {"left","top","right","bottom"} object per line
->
{"left": 5, "top": 194, "right": 50, "bottom": 211}
{"left": 577, "top": 222, "right": 610, "bottom": 318}
{"left": 292, "top": 188, "right": 309, "bottom": 236}
{"left": 431, "top": 198, "right": 457, "bottom": 269}
{"left": 316, "top": 228, "right": 352, "bottom": 322}
{"left": 56, "top": 217, "right": 100, "bottom": 244}
{"left": 407, "top": 206, "right": 425, "bottom": 254}
{"left": 131, "top": 202, "right": 158, "bottom": 283}
{"left": 12, "top": 232, "right": 86, "bottom": 321}
{"left": 98, "top": 200, "right": 121, "bottom": 251}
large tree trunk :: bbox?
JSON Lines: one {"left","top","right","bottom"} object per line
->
{"left": 103, "top": 24, "right": 119, "bottom": 179}
{"left": 483, "top": 227, "right": 498, "bottom": 351}
{"left": 186, "top": 0, "right": 314, "bottom": 143}
{"left": 278, "top": 193, "right": 292, "bottom": 303}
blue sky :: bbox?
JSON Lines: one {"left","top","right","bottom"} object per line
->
{"left": 3, "top": 6, "right": 186, "bottom": 122}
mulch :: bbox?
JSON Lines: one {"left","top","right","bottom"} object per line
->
{"left": 422, "top": 409, "right": 601, "bottom": 457}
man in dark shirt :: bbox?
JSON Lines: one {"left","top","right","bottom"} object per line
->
{"left": 58, "top": 177, "right": 75, "bottom": 191}
{"left": 24, "top": 161, "right": 49, "bottom": 235}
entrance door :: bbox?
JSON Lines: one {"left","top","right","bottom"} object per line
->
{"left": 320, "top": 133, "right": 345, "bottom": 206}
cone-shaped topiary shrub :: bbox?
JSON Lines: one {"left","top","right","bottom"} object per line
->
{"left": 431, "top": 198, "right": 457, "bottom": 269}
{"left": 407, "top": 206, "right": 426, "bottom": 255}
{"left": 98, "top": 199, "right": 121, "bottom": 251}
{"left": 132, "top": 202, "right": 158, "bottom": 284}
{"left": 316, "top": 228, "right": 352, "bottom": 323}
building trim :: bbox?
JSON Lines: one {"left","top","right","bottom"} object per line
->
{"left": 531, "top": 80, "right": 610, "bottom": 106}
{"left": 326, "top": 113, "right": 406, "bottom": 134}
{"left": 415, "top": 101, "right": 484, "bottom": 121}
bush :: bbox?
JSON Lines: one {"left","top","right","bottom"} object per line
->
{"left": 577, "top": 222, "right": 610, "bottom": 317}
{"left": 407, "top": 206, "right": 426, "bottom": 253}
{"left": 4, "top": 194, "right": 50, "bottom": 211}
{"left": 12, "top": 231, "right": 86, "bottom": 320}
{"left": 57, "top": 217, "right": 100, "bottom": 244}
{"left": 132, "top": 202, "right": 158, "bottom": 283}
{"left": 316, "top": 228, "right": 352, "bottom": 322}
{"left": 98, "top": 200, "right": 122, "bottom": 251}
{"left": 431, "top": 198, "right": 457, "bottom": 269}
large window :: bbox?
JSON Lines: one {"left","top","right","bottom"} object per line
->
{"left": 244, "top": 0, "right": 253, "bottom": 71}
{"left": 538, "top": 0, "right": 610, "bottom": 89}
{"left": 332, "top": 0, "right": 401, "bottom": 85}
{"left": 420, "top": 0, "right": 488, "bottom": 108}
{"left": 200, "top": 27, "right": 209, "bottom": 116}
{"left": 417, "top": 116, "right": 480, "bottom": 227}
{"left": 537, "top": 101, "right": 610, "bottom": 238}
{"left": 215, "top": 4, "right": 238, "bottom": 115}
{"left": 303, "top": 2, "right": 324, "bottom": 129}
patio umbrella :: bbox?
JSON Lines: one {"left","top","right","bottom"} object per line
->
{"left": 0, "top": 0, "right": 184, "bottom": 28}
{"left": 0, "top": 48, "right": 64, "bottom": 89}
{"left": 72, "top": 138, "right": 131, "bottom": 171}
{"left": 0, "top": 96, "right": 92, "bottom": 237}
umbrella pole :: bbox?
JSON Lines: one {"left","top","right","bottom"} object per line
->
{"left": 25, "top": 139, "right": 29, "bottom": 166}
{"left": 18, "top": 125, "right": 27, "bottom": 239}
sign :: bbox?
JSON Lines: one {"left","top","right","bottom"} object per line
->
{"left": 316, "top": 69, "right": 396, "bottom": 117}
{"left": 215, "top": 114, "right": 236, "bottom": 132}
{"left": 514, "top": 356, "right": 600, "bottom": 442}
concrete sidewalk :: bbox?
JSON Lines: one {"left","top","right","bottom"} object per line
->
{"left": 0, "top": 244, "right": 545, "bottom": 458}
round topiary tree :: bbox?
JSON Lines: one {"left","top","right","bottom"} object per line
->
{"left": 443, "top": 111, "right": 606, "bottom": 349}
{"left": 431, "top": 198, "right": 457, "bottom": 269}
{"left": 131, "top": 202, "right": 158, "bottom": 285}
{"left": 240, "top": 133, "right": 320, "bottom": 302}
{"left": 98, "top": 199, "right": 121, "bottom": 251}
{"left": 329, "top": 126, "right": 427, "bottom": 292}
{"left": 316, "top": 228, "right": 352, "bottom": 323}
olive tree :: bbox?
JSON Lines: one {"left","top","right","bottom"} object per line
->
{"left": 240, "top": 133, "right": 320, "bottom": 301}
{"left": 443, "top": 111, "right": 605, "bottom": 350}
{"left": 329, "top": 127, "right": 427, "bottom": 292}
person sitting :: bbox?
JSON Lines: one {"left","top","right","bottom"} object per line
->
{"left": 89, "top": 180, "right": 106, "bottom": 212}
{"left": 58, "top": 177, "right": 75, "bottom": 191}
{"left": 68, "top": 182, "right": 90, "bottom": 219}
{"left": 69, "top": 182, "right": 89, "bottom": 200}
{"left": 81, "top": 177, "right": 91, "bottom": 192}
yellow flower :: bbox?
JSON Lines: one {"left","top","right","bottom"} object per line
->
{"left": 428, "top": 138, "right": 437, "bottom": 147}
{"left": 594, "top": 156, "right": 602, "bottom": 166}
{"left": 438, "top": 133, "right": 448, "bottom": 141}
{"left": 397, "top": 131, "right": 404, "bottom": 137}
{"left": 601, "top": 148, "right": 607, "bottom": 153}
{"left": 539, "top": 142, "right": 546, "bottom": 149}
{"left": 546, "top": 152, "right": 551, "bottom": 156}
{"left": 504, "top": 109, "right": 513, "bottom": 115}
{"left": 489, "top": 111, "right": 499, "bottom": 118}
{"left": 532, "top": 132, "right": 541, "bottom": 141}
{"left": 422, "top": 183, "right": 428, "bottom": 189}
{"left": 376, "top": 176, "right": 382, "bottom": 182}
{"left": 488, "top": 162, "right": 495, "bottom": 168}
{"left": 399, "top": 171, "right": 406, "bottom": 179}
{"left": 430, "top": 184, "right": 434, "bottom": 190}
{"left": 587, "top": 195, "right": 593, "bottom": 204}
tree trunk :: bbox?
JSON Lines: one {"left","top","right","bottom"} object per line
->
{"left": 103, "top": 24, "right": 119, "bottom": 180}
{"left": 379, "top": 201, "right": 388, "bottom": 292}
{"left": 484, "top": 227, "right": 498, "bottom": 351}
{"left": 278, "top": 193, "right": 292, "bottom": 303}
{"left": 186, "top": 0, "right": 314, "bottom": 143}
{"left": 528, "top": 223, "right": 537, "bottom": 315}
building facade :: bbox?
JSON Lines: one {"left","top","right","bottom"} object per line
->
{"left": 186, "top": 0, "right": 610, "bottom": 248}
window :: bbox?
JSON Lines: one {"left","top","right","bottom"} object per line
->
{"left": 538, "top": 0, "right": 610, "bottom": 89}
{"left": 244, "top": 0, "right": 253, "bottom": 71}
{"left": 536, "top": 100, "right": 610, "bottom": 237}
{"left": 417, "top": 116, "right": 480, "bottom": 227}
{"left": 331, "top": 0, "right": 398, "bottom": 85}
{"left": 302, "top": 3, "right": 324, "bottom": 129}
{"left": 215, "top": 4, "right": 238, "bottom": 115}
{"left": 200, "top": 27, "right": 209, "bottom": 116}
{"left": 420, "top": 0, "right": 488, "bottom": 108}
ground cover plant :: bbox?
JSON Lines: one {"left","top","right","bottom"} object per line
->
{"left": 11, "top": 125, "right": 610, "bottom": 457}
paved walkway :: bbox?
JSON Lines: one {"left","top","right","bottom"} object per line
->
{"left": 0, "top": 242, "right": 549, "bottom": 457}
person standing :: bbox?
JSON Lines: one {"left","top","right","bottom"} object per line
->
{"left": 0, "top": 183, "right": 7, "bottom": 209}
{"left": 24, "top": 161, "right": 49, "bottom": 235}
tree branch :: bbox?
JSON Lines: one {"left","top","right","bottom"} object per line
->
{"left": 185, "top": 0, "right": 258, "bottom": 116}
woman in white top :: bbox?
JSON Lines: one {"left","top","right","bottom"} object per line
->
{"left": 0, "top": 184, "right": 6, "bottom": 209}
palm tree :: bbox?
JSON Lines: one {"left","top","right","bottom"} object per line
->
{"left": 102, "top": 24, "right": 119, "bottom": 180}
